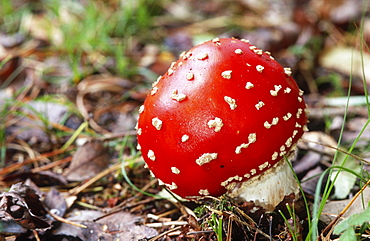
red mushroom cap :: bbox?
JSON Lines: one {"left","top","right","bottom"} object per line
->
{"left": 137, "top": 38, "right": 308, "bottom": 198}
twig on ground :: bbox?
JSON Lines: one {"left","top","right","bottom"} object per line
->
{"left": 320, "top": 178, "right": 370, "bottom": 240}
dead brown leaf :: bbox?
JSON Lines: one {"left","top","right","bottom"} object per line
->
{"left": 64, "top": 140, "right": 110, "bottom": 182}
{"left": 53, "top": 209, "right": 158, "bottom": 241}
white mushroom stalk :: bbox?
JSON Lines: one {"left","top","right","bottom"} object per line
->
{"left": 228, "top": 154, "right": 299, "bottom": 211}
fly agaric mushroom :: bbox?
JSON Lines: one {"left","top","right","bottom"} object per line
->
{"left": 137, "top": 38, "right": 308, "bottom": 211}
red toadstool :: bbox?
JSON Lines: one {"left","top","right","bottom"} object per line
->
{"left": 136, "top": 38, "right": 308, "bottom": 211}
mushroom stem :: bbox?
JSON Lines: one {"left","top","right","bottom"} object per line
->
{"left": 228, "top": 157, "right": 299, "bottom": 212}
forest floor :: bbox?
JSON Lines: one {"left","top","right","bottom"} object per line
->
{"left": 1, "top": 0, "right": 370, "bottom": 240}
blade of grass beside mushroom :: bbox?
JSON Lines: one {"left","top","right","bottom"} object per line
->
{"left": 137, "top": 37, "right": 308, "bottom": 211}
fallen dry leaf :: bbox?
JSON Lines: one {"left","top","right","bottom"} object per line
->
{"left": 319, "top": 46, "right": 370, "bottom": 84}
{"left": 64, "top": 140, "right": 110, "bottom": 182}
{"left": 53, "top": 209, "right": 158, "bottom": 241}
{"left": 7, "top": 100, "right": 78, "bottom": 143}
{"left": 321, "top": 187, "right": 370, "bottom": 224}
{"left": 0, "top": 183, "right": 51, "bottom": 232}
